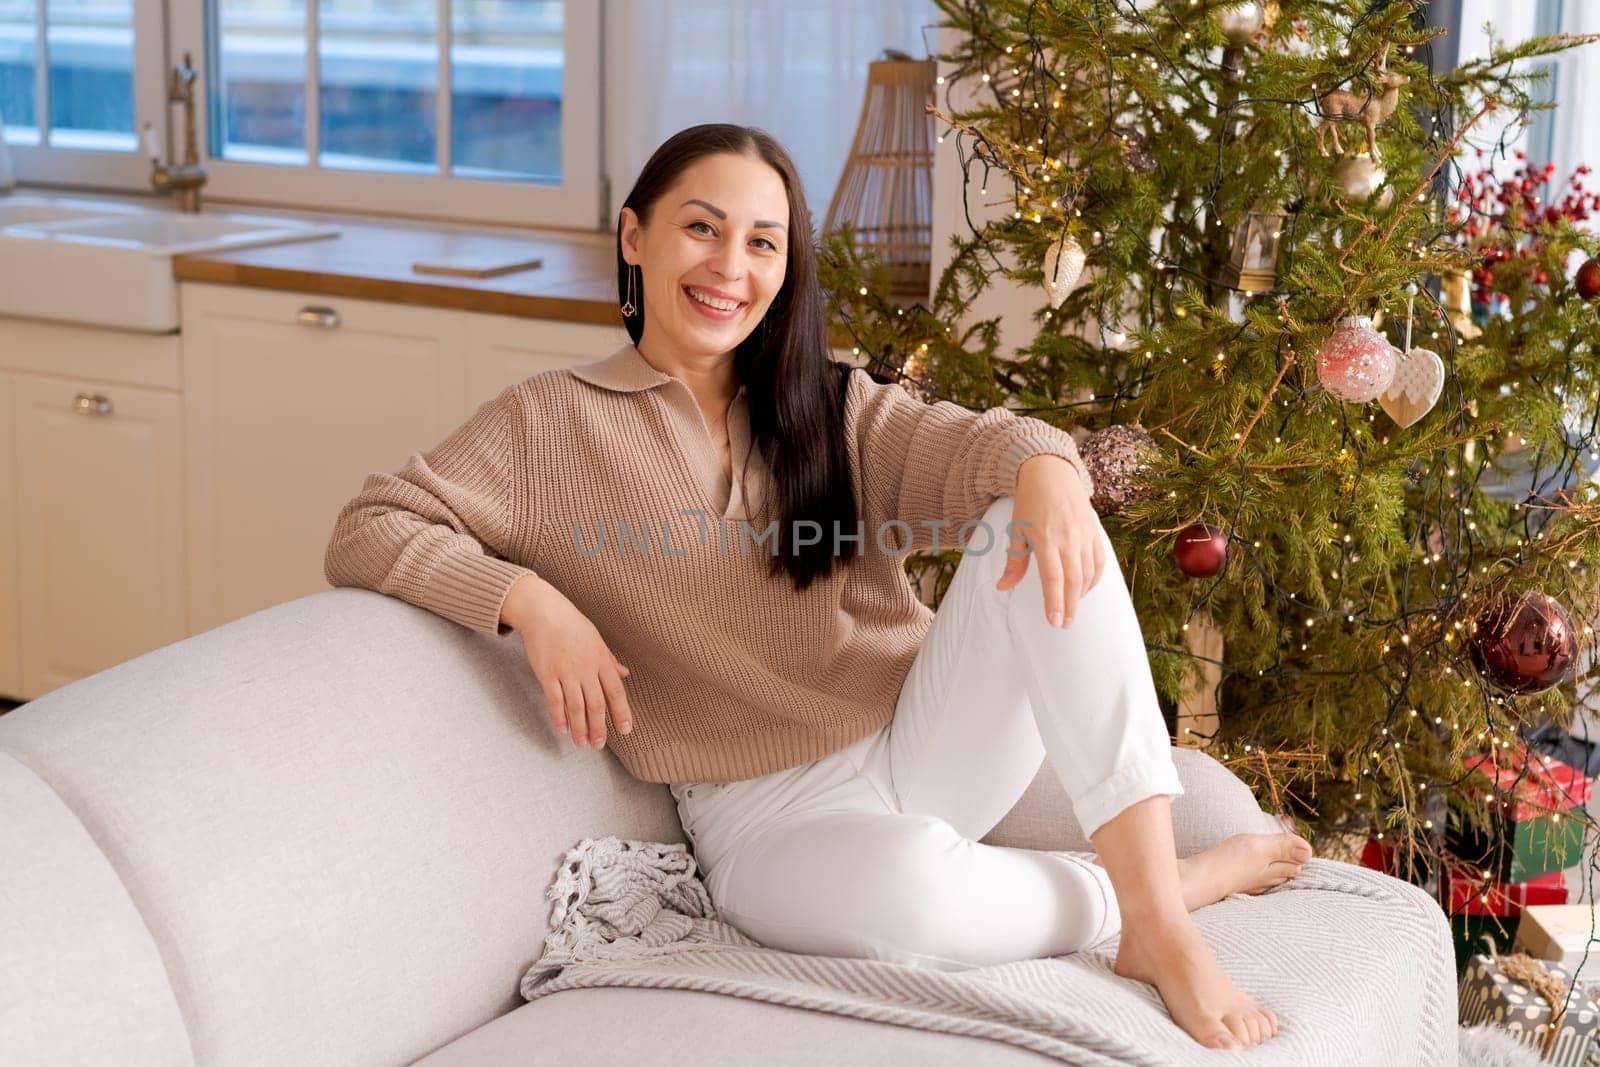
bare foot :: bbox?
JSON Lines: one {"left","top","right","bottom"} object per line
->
{"left": 1089, "top": 831, "right": 1313, "bottom": 913}
{"left": 1114, "top": 911, "right": 1280, "bottom": 1050}
{"left": 1175, "top": 832, "right": 1314, "bottom": 912}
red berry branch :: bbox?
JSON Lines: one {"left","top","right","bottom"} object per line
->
{"left": 1450, "top": 149, "right": 1600, "bottom": 308}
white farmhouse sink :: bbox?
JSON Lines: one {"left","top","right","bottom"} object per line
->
{"left": 0, "top": 195, "right": 339, "bottom": 332}
{"left": 0, "top": 194, "right": 146, "bottom": 228}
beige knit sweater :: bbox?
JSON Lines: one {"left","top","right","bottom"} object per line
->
{"left": 324, "top": 342, "right": 1092, "bottom": 784}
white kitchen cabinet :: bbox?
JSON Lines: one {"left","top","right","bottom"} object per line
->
{"left": 14, "top": 373, "right": 185, "bottom": 699}
{"left": 0, "top": 373, "right": 18, "bottom": 700}
{"left": 181, "top": 283, "right": 474, "bottom": 634}
{"left": 0, "top": 293, "right": 623, "bottom": 698}
{"left": 465, "top": 313, "right": 628, "bottom": 406}
{"left": 180, "top": 284, "right": 622, "bottom": 635}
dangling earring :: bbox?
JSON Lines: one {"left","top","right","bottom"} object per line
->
{"left": 621, "top": 264, "right": 639, "bottom": 318}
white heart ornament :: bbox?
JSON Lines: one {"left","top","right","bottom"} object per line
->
{"left": 1043, "top": 236, "right": 1086, "bottom": 308}
{"left": 1379, "top": 347, "right": 1444, "bottom": 428}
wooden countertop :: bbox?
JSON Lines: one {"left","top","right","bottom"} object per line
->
{"left": 172, "top": 218, "right": 624, "bottom": 327}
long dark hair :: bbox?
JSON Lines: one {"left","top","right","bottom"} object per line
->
{"left": 617, "top": 123, "right": 859, "bottom": 591}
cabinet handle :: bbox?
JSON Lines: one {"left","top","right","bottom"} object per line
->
{"left": 72, "top": 393, "right": 114, "bottom": 417}
{"left": 297, "top": 306, "right": 341, "bottom": 329}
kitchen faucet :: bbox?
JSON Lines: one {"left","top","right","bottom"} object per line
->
{"left": 142, "top": 52, "right": 208, "bottom": 213}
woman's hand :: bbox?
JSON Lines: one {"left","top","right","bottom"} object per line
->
{"left": 994, "top": 455, "right": 1105, "bottom": 630}
{"left": 501, "top": 574, "right": 633, "bottom": 750}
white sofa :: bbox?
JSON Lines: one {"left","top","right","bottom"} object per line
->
{"left": 1, "top": 587, "right": 1456, "bottom": 1065}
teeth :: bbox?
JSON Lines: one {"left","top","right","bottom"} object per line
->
{"left": 687, "top": 286, "right": 740, "bottom": 312}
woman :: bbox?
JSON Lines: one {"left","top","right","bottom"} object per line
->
{"left": 324, "top": 123, "right": 1313, "bottom": 1053}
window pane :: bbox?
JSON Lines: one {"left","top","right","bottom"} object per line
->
{"left": 47, "top": 0, "right": 135, "bottom": 150}
{"left": 319, "top": 0, "right": 436, "bottom": 173}
{"left": 214, "top": 0, "right": 309, "bottom": 165}
{"left": 451, "top": 0, "right": 561, "bottom": 182}
{"left": 0, "top": 0, "right": 38, "bottom": 143}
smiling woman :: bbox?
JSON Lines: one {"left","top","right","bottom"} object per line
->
{"left": 614, "top": 123, "right": 854, "bottom": 593}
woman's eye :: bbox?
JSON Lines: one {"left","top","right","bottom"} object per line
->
{"left": 688, "top": 220, "right": 714, "bottom": 235}
{"left": 753, "top": 237, "right": 778, "bottom": 252}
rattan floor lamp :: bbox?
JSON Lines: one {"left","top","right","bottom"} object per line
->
{"left": 824, "top": 49, "right": 937, "bottom": 306}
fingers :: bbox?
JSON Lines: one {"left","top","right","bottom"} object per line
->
{"left": 562, "top": 679, "right": 588, "bottom": 748}
{"left": 601, "top": 662, "right": 633, "bottom": 738}
{"left": 580, "top": 678, "right": 607, "bottom": 749}
{"left": 556, "top": 660, "right": 633, "bottom": 751}
{"left": 542, "top": 676, "right": 568, "bottom": 737}
{"left": 1087, "top": 529, "right": 1106, "bottom": 592}
{"left": 995, "top": 529, "right": 1032, "bottom": 591}
{"left": 1036, "top": 545, "right": 1086, "bottom": 629}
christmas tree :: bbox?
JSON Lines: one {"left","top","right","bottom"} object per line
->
{"left": 819, "top": 0, "right": 1600, "bottom": 897}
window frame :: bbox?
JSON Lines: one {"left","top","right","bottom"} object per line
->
{"left": 12, "top": 0, "right": 604, "bottom": 230}
{"left": 5, "top": 0, "right": 168, "bottom": 188}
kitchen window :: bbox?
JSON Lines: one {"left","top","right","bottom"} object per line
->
{"left": 2, "top": 0, "right": 602, "bottom": 228}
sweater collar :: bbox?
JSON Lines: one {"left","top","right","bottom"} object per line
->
{"left": 571, "top": 343, "right": 747, "bottom": 398}
{"left": 569, "top": 343, "right": 676, "bottom": 393}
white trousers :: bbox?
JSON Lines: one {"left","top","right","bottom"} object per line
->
{"left": 671, "top": 495, "right": 1185, "bottom": 971}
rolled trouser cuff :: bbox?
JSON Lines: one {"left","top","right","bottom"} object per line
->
{"left": 1073, "top": 756, "right": 1186, "bottom": 842}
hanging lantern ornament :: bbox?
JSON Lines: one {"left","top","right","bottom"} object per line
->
{"left": 1173, "top": 522, "right": 1229, "bottom": 578}
{"left": 1378, "top": 286, "right": 1445, "bottom": 428}
{"left": 1219, "top": 202, "right": 1285, "bottom": 293}
{"left": 1043, "top": 231, "right": 1087, "bottom": 309}
{"left": 1316, "top": 315, "right": 1398, "bottom": 404}
{"left": 1468, "top": 591, "right": 1579, "bottom": 696}
{"left": 1214, "top": 2, "right": 1265, "bottom": 47}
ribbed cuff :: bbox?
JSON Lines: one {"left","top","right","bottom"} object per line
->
{"left": 994, "top": 426, "right": 1095, "bottom": 500}
{"left": 422, "top": 551, "right": 537, "bottom": 637}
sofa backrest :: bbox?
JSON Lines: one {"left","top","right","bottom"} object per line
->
{"left": 0, "top": 588, "right": 687, "bottom": 1067}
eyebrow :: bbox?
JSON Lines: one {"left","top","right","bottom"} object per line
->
{"left": 681, "top": 198, "right": 787, "bottom": 232}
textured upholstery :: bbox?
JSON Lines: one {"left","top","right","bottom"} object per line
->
{"left": 0, "top": 587, "right": 1431, "bottom": 1066}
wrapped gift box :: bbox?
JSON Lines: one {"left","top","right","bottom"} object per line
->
{"left": 1523, "top": 720, "right": 1600, "bottom": 779}
{"left": 1459, "top": 952, "right": 1600, "bottom": 1066}
{"left": 1449, "top": 870, "right": 1569, "bottom": 974}
{"left": 1517, "top": 905, "right": 1600, "bottom": 979}
{"left": 1446, "top": 748, "right": 1591, "bottom": 883}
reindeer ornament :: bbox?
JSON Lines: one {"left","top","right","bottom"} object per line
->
{"left": 1315, "top": 46, "right": 1409, "bottom": 164}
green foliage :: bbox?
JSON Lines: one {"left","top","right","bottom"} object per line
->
{"left": 818, "top": 0, "right": 1600, "bottom": 853}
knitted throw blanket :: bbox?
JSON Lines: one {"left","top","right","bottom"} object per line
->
{"left": 520, "top": 837, "right": 1458, "bottom": 1066}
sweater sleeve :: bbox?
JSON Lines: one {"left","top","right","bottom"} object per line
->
{"left": 846, "top": 368, "right": 1094, "bottom": 554}
{"left": 323, "top": 383, "right": 539, "bottom": 638}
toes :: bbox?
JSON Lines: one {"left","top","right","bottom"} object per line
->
{"left": 1206, "top": 1025, "right": 1239, "bottom": 1051}
{"left": 1225, "top": 1012, "right": 1255, "bottom": 1047}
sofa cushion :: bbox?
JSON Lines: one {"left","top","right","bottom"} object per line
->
{"left": 0, "top": 751, "right": 193, "bottom": 1067}
{"left": 0, "top": 589, "right": 686, "bottom": 1067}
{"left": 410, "top": 987, "right": 1055, "bottom": 1065}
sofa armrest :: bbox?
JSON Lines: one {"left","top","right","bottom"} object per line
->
{"left": 979, "top": 745, "right": 1284, "bottom": 857}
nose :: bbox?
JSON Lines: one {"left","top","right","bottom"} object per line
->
{"left": 705, "top": 241, "right": 747, "bottom": 282}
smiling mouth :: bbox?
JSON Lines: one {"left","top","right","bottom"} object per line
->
{"left": 683, "top": 285, "right": 747, "bottom": 313}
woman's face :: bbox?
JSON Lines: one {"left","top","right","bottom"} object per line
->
{"left": 620, "top": 151, "right": 791, "bottom": 361}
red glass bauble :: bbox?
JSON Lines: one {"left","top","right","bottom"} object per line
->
{"left": 1576, "top": 258, "right": 1600, "bottom": 300}
{"left": 1467, "top": 592, "right": 1579, "bottom": 695}
{"left": 1173, "top": 522, "right": 1228, "bottom": 578}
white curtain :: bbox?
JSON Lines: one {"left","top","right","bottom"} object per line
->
{"left": 603, "top": 0, "right": 940, "bottom": 230}
{"left": 1454, "top": 0, "right": 1600, "bottom": 193}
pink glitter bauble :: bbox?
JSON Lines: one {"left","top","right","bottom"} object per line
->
{"left": 1316, "top": 315, "right": 1398, "bottom": 403}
